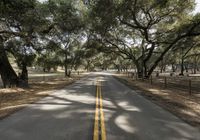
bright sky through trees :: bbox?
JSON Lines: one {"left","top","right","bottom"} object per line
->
{"left": 38, "top": 0, "right": 200, "bottom": 14}
{"left": 194, "top": 0, "right": 200, "bottom": 13}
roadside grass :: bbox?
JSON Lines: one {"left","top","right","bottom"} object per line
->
{"left": 115, "top": 74, "right": 200, "bottom": 130}
{"left": 0, "top": 73, "right": 85, "bottom": 119}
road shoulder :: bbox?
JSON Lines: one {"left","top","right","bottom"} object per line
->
{"left": 0, "top": 74, "right": 85, "bottom": 120}
{"left": 114, "top": 74, "right": 200, "bottom": 130}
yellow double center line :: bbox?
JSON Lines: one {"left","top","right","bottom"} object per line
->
{"left": 93, "top": 80, "right": 106, "bottom": 140}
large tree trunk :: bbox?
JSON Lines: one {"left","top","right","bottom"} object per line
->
{"left": 135, "top": 61, "right": 144, "bottom": 79}
{"left": 146, "top": 38, "right": 183, "bottom": 78}
{"left": 179, "top": 51, "right": 184, "bottom": 76}
{"left": 143, "top": 63, "right": 148, "bottom": 78}
{"left": 197, "top": 57, "right": 200, "bottom": 72}
{"left": 193, "top": 56, "right": 197, "bottom": 74}
{"left": 160, "top": 59, "right": 165, "bottom": 73}
{"left": 64, "top": 52, "right": 69, "bottom": 77}
{"left": 64, "top": 61, "right": 71, "bottom": 77}
{"left": 63, "top": 43, "right": 71, "bottom": 77}
{"left": 138, "top": 46, "right": 149, "bottom": 79}
{"left": 19, "top": 61, "right": 29, "bottom": 87}
{"left": 134, "top": 58, "right": 149, "bottom": 79}
{"left": 0, "top": 41, "right": 19, "bottom": 88}
{"left": 64, "top": 63, "right": 69, "bottom": 77}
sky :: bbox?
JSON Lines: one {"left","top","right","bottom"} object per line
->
{"left": 194, "top": 0, "right": 200, "bottom": 14}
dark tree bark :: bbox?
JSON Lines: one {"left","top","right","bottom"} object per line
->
{"left": 64, "top": 57, "right": 71, "bottom": 77}
{"left": 64, "top": 63, "right": 68, "bottom": 77}
{"left": 65, "top": 65, "right": 71, "bottom": 77}
{"left": 64, "top": 49, "right": 71, "bottom": 77}
{"left": 180, "top": 58, "right": 184, "bottom": 76}
{"left": 19, "top": 61, "right": 29, "bottom": 87}
{"left": 160, "top": 58, "right": 166, "bottom": 73}
{"left": 135, "top": 61, "right": 144, "bottom": 79}
{"left": 64, "top": 63, "right": 71, "bottom": 77}
{"left": 179, "top": 48, "right": 185, "bottom": 76}
{"left": 194, "top": 56, "right": 198, "bottom": 74}
{"left": 0, "top": 38, "right": 19, "bottom": 88}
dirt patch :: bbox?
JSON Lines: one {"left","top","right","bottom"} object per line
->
{"left": 115, "top": 74, "right": 200, "bottom": 130}
{"left": 0, "top": 74, "right": 85, "bottom": 119}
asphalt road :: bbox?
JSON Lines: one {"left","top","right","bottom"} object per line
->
{"left": 0, "top": 72, "right": 199, "bottom": 140}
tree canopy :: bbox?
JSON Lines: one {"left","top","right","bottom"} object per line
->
{"left": 0, "top": 0, "right": 200, "bottom": 87}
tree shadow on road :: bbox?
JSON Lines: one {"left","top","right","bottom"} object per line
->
{"left": 0, "top": 75, "right": 199, "bottom": 140}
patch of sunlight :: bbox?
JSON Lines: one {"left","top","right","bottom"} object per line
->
{"left": 0, "top": 88, "right": 25, "bottom": 93}
{"left": 148, "top": 88, "right": 169, "bottom": 95}
{"left": 0, "top": 104, "right": 28, "bottom": 110}
{"left": 32, "top": 88, "right": 95, "bottom": 110}
{"left": 180, "top": 109, "right": 198, "bottom": 117}
{"left": 29, "top": 73, "right": 64, "bottom": 77}
{"left": 62, "top": 94, "right": 94, "bottom": 104}
{"left": 102, "top": 100, "right": 115, "bottom": 109}
{"left": 99, "top": 79, "right": 107, "bottom": 82}
{"left": 31, "top": 95, "right": 73, "bottom": 111}
{"left": 148, "top": 88, "right": 158, "bottom": 92}
{"left": 97, "top": 76, "right": 107, "bottom": 82}
{"left": 75, "top": 80, "right": 95, "bottom": 86}
{"left": 118, "top": 101, "right": 141, "bottom": 112}
{"left": 115, "top": 115, "right": 137, "bottom": 134}
{"left": 92, "top": 72, "right": 115, "bottom": 76}
{"left": 32, "top": 104, "right": 69, "bottom": 111}
{"left": 53, "top": 90, "right": 95, "bottom": 104}
{"left": 45, "top": 82, "right": 59, "bottom": 85}
{"left": 36, "top": 90, "right": 55, "bottom": 95}
{"left": 54, "top": 109, "right": 94, "bottom": 119}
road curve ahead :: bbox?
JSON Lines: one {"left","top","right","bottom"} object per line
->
{"left": 0, "top": 72, "right": 199, "bottom": 140}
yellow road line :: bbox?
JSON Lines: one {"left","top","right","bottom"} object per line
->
{"left": 93, "top": 79, "right": 106, "bottom": 140}
{"left": 93, "top": 81, "right": 99, "bottom": 140}
{"left": 99, "top": 81, "right": 106, "bottom": 140}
